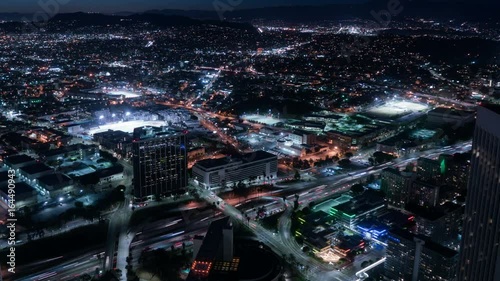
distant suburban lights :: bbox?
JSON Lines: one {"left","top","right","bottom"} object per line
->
{"left": 126, "top": 112, "right": 131, "bottom": 116}
{"left": 99, "top": 115, "right": 104, "bottom": 119}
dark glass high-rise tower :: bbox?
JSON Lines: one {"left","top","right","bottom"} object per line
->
{"left": 132, "top": 126, "right": 187, "bottom": 201}
{"left": 458, "top": 105, "right": 500, "bottom": 281}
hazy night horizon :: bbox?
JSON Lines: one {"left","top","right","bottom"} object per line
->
{"left": 0, "top": 0, "right": 497, "bottom": 13}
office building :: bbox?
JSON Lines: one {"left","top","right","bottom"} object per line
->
{"left": 188, "top": 217, "right": 238, "bottom": 281}
{"left": 407, "top": 202, "right": 463, "bottom": 247}
{"left": 192, "top": 151, "right": 277, "bottom": 189}
{"left": 408, "top": 181, "right": 440, "bottom": 208}
{"left": 188, "top": 216, "right": 282, "bottom": 281}
{"left": 288, "top": 129, "right": 317, "bottom": 145}
{"left": 132, "top": 126, "right": 187, "bottom": 200}
{"left": 458, "top": 105, "right": 500, "bottom": 281}
{"left": 381, "top": 168, "right": 417, "bottom": 208}
{"left": 385, "top": 228, "right": 458, "bottom": 281}
{"left": 417, "top": 157, "right": 442, "bottom": 183}
{"left": 439, "top": 153, "right": 471, "bottom": 192}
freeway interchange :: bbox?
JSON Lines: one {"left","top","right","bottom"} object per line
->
{"left": 6, "top": 140, "right": 471, "bottom": 281}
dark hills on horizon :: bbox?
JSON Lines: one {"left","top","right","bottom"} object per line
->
{"left": 144, "top": 1, "right": 500, "bottom": 22}
{"left": 0, "top": 12, "right": 258, "bottom": 33}
{"left": 0, "top": 1, "right": 498, "bottom": 24}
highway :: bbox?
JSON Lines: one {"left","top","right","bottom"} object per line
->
{"left": 4, "top": 249, "right": 104, "bottom": 281}
{"left": 5, "top": 210, "right": 218, "bottom": 281}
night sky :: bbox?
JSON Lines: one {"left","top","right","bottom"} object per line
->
{"left": 0, "top": 0, "right": 394, "bottom": 13}
{"left": 0, "top": 0, "right": 494, "bottom": 13}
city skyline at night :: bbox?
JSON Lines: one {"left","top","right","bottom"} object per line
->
{"left": 0, "top": 1, "right": 498, "bottom": 281}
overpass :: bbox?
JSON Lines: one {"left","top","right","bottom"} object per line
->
{"left": 355, "top": 257, "right": 386, "bottom": 280}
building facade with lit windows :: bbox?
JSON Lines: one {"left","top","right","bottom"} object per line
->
{"left": 385, "top": 228, "right": 458, "bottom": 281}
{"left": 458, "top": 105, "right": 500, "bottom": 281}
{"left": 407, "top": 202, "right": 463, "bottom": 247}
{"left": 329, "top": 190, "right": 386, "bottom": 229}
{"left": 408, "top": 181, "right": 440, "bottom": 208}
{"left": 132, "top": 126, "right": 187, "bottom": 201}
{"left": 188, "top": 216, "right": 282, "bottom": 281}
{"left": 416, "top": 157, "right": 442, "bottom": 183}
{"left": 381, "top": 168, "right": 417, "bottom": 209}
{"left": 192, "top": 151, "right": 277, "bottom": 190}
{"left": 188, "top": 217, "right": 238, "bottom": 281}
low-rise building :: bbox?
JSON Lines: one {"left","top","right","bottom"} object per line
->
{"left": 192, "top": 151, "right": 278, "bottom": 189}
{"left": 288, "top": 129, "right": 317, "bottom": 145}
{"left": 97, "top": 165, "right": 124, "bottom": 186}
{"left": 93, "top": 130, "right": 133, "bottom": 158}
{"left": 427, "top": 107, "right": 475, "bottom": 127}
{"left": 39, "top": 144, "right": 99, "bottom": 162}
{"left": 329, "top": 190, "right": 386, "bottom": 229}
{"left": 3, "top": 154, "right": 37, "bottom": 170}
{"left": 19, "top": 163, "right": 53, "bottom": 181}
{"left": 188, "top": 147, "right": 206, "bottom": 161}
{"left": 333, "top": 234, "right": 367, "bottom": 257}
{"left": 0, "top": 182, "right": 38, "bottom": 209}
{"left": 36, "top": 173, "right": 74, "bottom": 198}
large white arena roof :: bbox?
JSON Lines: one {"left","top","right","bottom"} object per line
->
{"left": 89, "top": 120, "right": 167, "bottom": 135}
{"left": 107, "top": 91, "right": 142, "bottom": 99}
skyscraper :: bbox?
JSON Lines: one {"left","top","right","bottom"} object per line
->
{"left": 132, "top": 126, "right": 187, "bottom": 201}
{"left": 458, "top": 105, "right": 500, "bottom": 281}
